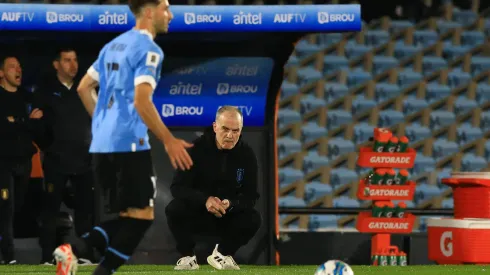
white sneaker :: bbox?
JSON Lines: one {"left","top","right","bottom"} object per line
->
{"left": 53, "top": 244, "right": 78, "bottom": 275}
{"left": 207, "top": 244, "right": 240, "bottom": 270}
{"left": 174, "top": 255, "right": 199, "bottom": 270}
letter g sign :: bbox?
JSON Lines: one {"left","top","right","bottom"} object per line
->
{"left": 440, "top": 231, "right": 453, "bottom": 257}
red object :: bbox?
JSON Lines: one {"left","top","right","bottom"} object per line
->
{"left": 428, "top": 218, "right": 490, "bottom": 265}
{"left": 357, "top": 180, "right": 416, "bottom": 201}
{"left": 356, "top": 211, "right": 415, "bottom": 234}
{"left": 356, "top": 147, "right": 417, "bottom": 168}
{"left": 442, "top": 178, "right": 490, "bottom": 219}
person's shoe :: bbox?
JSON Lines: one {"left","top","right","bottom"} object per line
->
{"left": 78, "top": 258, "right": 96, "bottom": 266}
{"left": 207, "top": 244, "right": 240, "bottom": 270}
{"left": 53, "top": 244, "right": 78, "bottom": 275}
{"left": 174, "top": 255, "right": 199, "bottom": 270}
{"left": 6, "top": 260, "right": 16, "bottom": 265}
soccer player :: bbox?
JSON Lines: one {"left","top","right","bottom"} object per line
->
{"left": 52, "top": 1, "right": 194, "bottom": 275}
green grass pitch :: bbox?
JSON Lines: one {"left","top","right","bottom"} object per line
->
{"left": 0, "top": 265, "right": 488, "bottom": 274}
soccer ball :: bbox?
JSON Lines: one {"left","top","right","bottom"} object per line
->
{"left": 314, "top": 260, "right": 354, "bottom": 275}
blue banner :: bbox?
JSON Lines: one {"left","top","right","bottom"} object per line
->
{"left": 0, "top": 4, "right": 361, "bottom": 32}
{"left": 153, "top": 57, "right": 273, "bottom": 127}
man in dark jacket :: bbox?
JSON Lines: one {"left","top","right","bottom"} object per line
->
{"left": 33, "top": 48, "right": 95, "bottom": 265}
{"left": 166, "top": 106, "right": 261, "bottom": 271}
{"left": 0, "top": 55, "right": 46, "bottom": 264}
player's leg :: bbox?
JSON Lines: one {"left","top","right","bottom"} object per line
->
{"left": 208, "top": 208, "right": 262, "bottom": 270}
{"left": 0, "top": 163, "right": 15, "bottom": 264}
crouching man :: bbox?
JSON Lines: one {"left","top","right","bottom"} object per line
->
{"left": 165, "top": 106, "right": 261, "bottom": 271}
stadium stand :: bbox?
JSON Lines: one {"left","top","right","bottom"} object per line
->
{"left": 278, "top": 2, "right": 490, "bottom": 232}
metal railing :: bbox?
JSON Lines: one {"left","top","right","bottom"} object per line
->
{"left": 279, "top": 207, "right": 454, "bottom": 216}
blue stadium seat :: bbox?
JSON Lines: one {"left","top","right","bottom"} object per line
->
{"left": 327, "top": 109, "right": 353, "bottom": 129}
{"left": 352, "top": 95, "right": 377, "bottom": 115}
{"left": 344, "top": 43, "right": 373, "bottom": 59}
{"left": 278, "top": 195, "right": 307, "bottom": 207}
{"left": 330, "top": 168, "right": 358, "bottom": 189}
{"left": 480, "top": 111, "right": 490, "bottom": 132}
{"left": 422, "top": 57, "right": 448, "bottom": 76}
{"left": 454, "top": 97, "right": 477, "bottom": 115}
{"left": 365, "top": 30, "right": 390, "bottom": 46}
{"left": 346, "top": 69, "right": 372, "bottom": 87}
{"left": 278, "top": 168, "right": 304, "bottom": 187}
{"left": 327, "top": 138, "right": 355, "bottom": 159}
{"left": 429, "top": 111, "right": 456, "bottom": 130}
{"left": 415, "top": 184, "right": 442, "bottom": 203}
{"left": 285, "top": 55, "right": 299, "bottom": 67}
{"left": 296, "top": 67, "right": 322, "bottom": 86}
{"left": 323, "top": 55, "right": 349, "bottom": 74}
{"left": 317, "top": 33, "right": 343, "bottom": 46}
{"left": 372, "top": 56, "right": 399, "bottom": 75}
{"left": 277, "top": 137, "right": 302, "bottom": 159}
{"left": 436, "top": 168, "right": 453, "bottom": 190}
{"left": 426, "top": 83, "right": 452, "bottom": 102}
{"left": 333, "top": 196, "right": 361, "bottom": 207}
{"left": 471, "top": 57, "right": 490, "bottom": 76}
{"left": 301, "top": 122, "right": 327, "bottom": 143}
{"left": 461, "top": 31, "right": 485, "bottom": 47}
{"left": 461, "top": 153, "right": 487, "bottom": 172}
{"left": 398, "top": 69, "right": 423, "bottom": 87}
{"left": 405, "top": 123, "right": 432, "bottom": 143}
{"left": 413, "top": 30, "right": 439, "bottom": 46}
{"left": 303, "top": 152, "right": 329, "bottom": 174}
{"left": 443, "top": 43, "right": 470, "bottom": 61}
{"left": 295, "top": 40, "right": 321, "bottom": 57}
{"left": 375, "top": 83, "right": 401, "bottom": 102}
{"left": 457, "top": 123, "right": 483, "bottom": 145}
{"left": 304, "top": 182, "right": 333, "bottom": 204}
{"left": 436, "top": 20, "right": 462, "bottom": 33}
{"left": 309, "top": 215, "right": 339, "bottom": 230}
{"left": 403, "top": 96, "right": 429, "bottom": 115}
{"left": 442, "top": 198, "right": 454, "bottom": 209}
{"left": 448, "top": 68, "right": 471, "bottom": 88}
{"left": 378, "top": 110, "right": 405, "bottom": 127}
{"left": 390, "top": 20, "right": 414, "bottom": 33}
{"left": 433, "top": 138, "right": 459, "bottom": 161}
{"left": 413, "top": 155, "right": 436, "bottom": 174}
{"left": 324, "top": 83, "right": 349, "bottom": 103}
{"left": 278, "top": 109, "right": 301, "bottom": 129}
{"left": 300, "top": 95, "right": 326, "bottom": 114}
{"left": 281, "top": 81, "right": 299, "bottom": 98}
{"left": 394, "top": 43, "right": 421, "bottom": 59}
{"left": 353, "top": 123, "right": 375, "bottom": 143}
{"left": 476, "top": 84, "right": 490, "bottom": 104}
{"left": 452, "top": 10, "right": 478, "bottom": 26}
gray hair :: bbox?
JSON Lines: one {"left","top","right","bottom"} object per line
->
{"left": 215, "top": 106, "right": 243, "bottom": 125}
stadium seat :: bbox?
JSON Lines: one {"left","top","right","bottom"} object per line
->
{"left": 378, "top": 110, "right": 404, "bottom": 127}
{"left": 405, "top": 123, "right": 432, "bottom": 143}
{"left": 456, "top": 123, "right": 483, "bottom": 145}
{"left": 413, "top": 30, "right": 439, "bottom": 46}
{"left": 403, "top": 96, "right": 429, "bottom": 115}
{"left": 278, "top": 109, "right": 301, "bottom": 129}
{"left": 429, "top": 111, "right": 456, "bottom": 130}
{"left": 300, "top": 95, "right": 326, "bottom": 114}
{"left": 398, "top": 69, "right": 423, "bottom": 87}
{"left": 471, "top": 57, "right": 490, "bottom": 76}
{"left": 436, "top": 20, "right": 462, "bottom": 33}
{"left": 323, "top": 55, "right": 349, "bottom": 74}
{"left": 413, "top": 155, "right": 436, "bottom": 174}
{"left": 317, "top": 33, "right": 343, "bottom": 46}
{"left": 324, "top": 83, "right": 349, "bottom": 103}
{"left": 452, "top": 10, "right": 478, "bottom": 26}
{"left": 304, "top": 182, "right": 333, "bottom": 204}
{"left": 461, "top": 153, "right": 488, "bottom": 172}
{"left": 301, "top": 122, "right": 327, "bottom": 143}
{"left": 285, "top": 55, "right": 299, "bottom": 67}
{"left": 309, "top": 215, "right": 339, "bottom": 230}
{"left": 329, "top": 168, "right": 357, "bottom": 189}
{"left": 303, "top": 152, "right": 329, "bottom": 174}
{"left": 281, "top": 81, "right": 300, "bottom": 98}
{"left": 443, "top": 44, "right": 470, "bottom": 61}
{"left": 327, "top": 110, "right": 353, "bottom": 129}
{"left": 365, "top": 30, "right": 390, "bottom": 46}
{"left": 295, "top": 40, "right": 321, "bottom": 57}
{"left": 461, "top": 31, "right": 485, "bottom": 47}
{"left": 436, "top": 168, "right": 453, "bottom": 189}
{"left": 454, "top": 97, "right": 477, "bottom": 114}
{"left": 352, "top": 95, "right": 377, "bottom": 115}
{"left": 346, "top": 69, "right": 372, "bottom": 87}
{"left": 353, "top": 123, "right": 375, "bottom": 143}
{"left": 426, "top": 83, "right": 452, "bottom": 102}
{"left": 389, "top": 20, "right": 414, "bottom": 33}
{"left": 372, "top": 56, "right": 399, "bottom": 75}
{"left": 442, "top": 198, "right": 454, "bottom": 208}
{"left": 480, "top": 111, "right": 490, "bottom": 132}
{"left": 476, "top": 84, "right": 490, "bottom": 104}
{"left": 422, "top": 57, "right": 448, "bottom": 76}
{"left": 344, "top": 43, "right": 373, "bottom": 59}
{"left": 415, "top": 184, "right": 442, "bottom": 203}
{"left": 375, "top": 83, "right": 401, "bottom": 102}
{"left": 394, "top": 43, "right": 421, "bottom": 60}
{"left": 278, "top": 167, "right": 304, "bottom": 187}
{"left": 433, "top": 138, "right": 459, "bottom": 161}
{"left": 296, "top": 67, "right": 322, "bottom": 86}
{"left": 278, "top": 195, "right": 307, "bottom": 207}
{"left": 448, "top": 68, "right": 471, "bottom": 88}
{"left": 327, "top": 138, "right": 355, "bottom": 159}
{"left": 333, "top": 196, "right": 361, "bottom": 208}
{"left": 277, "top": 137, "right": 302, "bottom": 159}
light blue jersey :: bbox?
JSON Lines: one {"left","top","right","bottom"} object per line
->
{"left": 87, "top": 29, "right": 164, "bottom": 153}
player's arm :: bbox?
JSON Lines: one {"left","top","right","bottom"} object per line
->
{"left": 77, "top": 67, "right": 100, "bottom": 117}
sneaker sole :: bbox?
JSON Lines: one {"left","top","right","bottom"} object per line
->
{"left": 174, "top": 264, "right": 200, "bottom": 270}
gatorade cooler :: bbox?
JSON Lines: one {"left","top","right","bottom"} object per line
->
{"left": 427, "top": 218, "right": 490, "bottom": 264}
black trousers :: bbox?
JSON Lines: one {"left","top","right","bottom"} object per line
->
{"left": 0, "top": 157, "right": 32, "bottom": 263}
{"left": 39, "top": 156, "right": 94, "bottom": 262}
{"left": 165, "top": 199, "right": 261, "bottom": 258}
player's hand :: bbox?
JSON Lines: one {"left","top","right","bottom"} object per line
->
{"left": 164, "top": 137, "right": 194, "bottom": 171}
{"left": 29, "top": 108, "right": 43, "bottom": 119}
{"left": 206, "top": 196, "right": 226, "bottom": 218}
{"left": 222, "top": 199, "right": 230, "bottom": 210}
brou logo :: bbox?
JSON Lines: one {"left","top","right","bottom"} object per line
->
{"left": 318, "top": 12, "right": 355, "bottom": 24}
{"left": 161, "top": 104, "right": 203, "bottom": 117}
{"left": 46, "top": 12, "right": 84, "bottom": 24}
{"left": 369, "top": 156, "right": 411, "bottom": 164}
{"left": 216, "top": 83, "right": 258, "bottom": 95}
{"left": 184, "top": 12, "right": 222, "bottom": 24}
